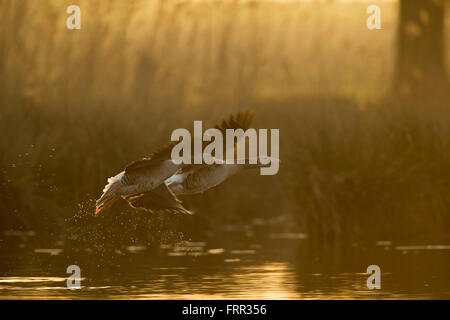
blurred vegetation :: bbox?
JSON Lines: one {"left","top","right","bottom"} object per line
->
{"left": 0, "top": 0, "right": 449, "bottom": 248}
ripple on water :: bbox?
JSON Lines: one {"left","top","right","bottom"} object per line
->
{"left": 269, "top": 233, "right": 308, "bottom": 240}
{"left": 33, "top": 249, "right": 63, "bottom": 256}
{"left": 0, "top": 277, "right": 66, "bottom": 283}
{"left": 394, "top": 245, "right": 450, "bottom": 251}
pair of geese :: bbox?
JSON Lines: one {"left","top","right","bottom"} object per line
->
{"left": 95, "top": 111, "right": 274, "bottom": 216}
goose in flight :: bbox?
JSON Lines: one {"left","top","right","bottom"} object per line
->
{"left": 95, "top": 111, "right": 254, "bottom": 216}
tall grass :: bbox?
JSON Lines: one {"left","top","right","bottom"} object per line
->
{"left": 0, "top": 0, "right": 449, "bottom": 246}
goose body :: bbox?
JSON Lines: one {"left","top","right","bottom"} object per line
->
{"left": 166, "top": 156, "right": 278, "bottom": 195}
{"left": 119, "top": 159, "right": 181, "bottom": 196}
{"left": 166, "top": 163, "right": 242, "bottom": 195}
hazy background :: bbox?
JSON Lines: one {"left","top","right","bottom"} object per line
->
{"left": 1, "top": 0, "right": 449, "bottom": 249}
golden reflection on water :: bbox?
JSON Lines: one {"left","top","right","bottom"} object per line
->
{"left": 103, "top": 263, "right": 300, "bottom": 300}
{"left": 0, "top": 262, "right": 432, "bottom": 300}
{"left": 2, "top": 228, "right": 450, "bottom": 299}
{"left": 0, "top": 263, "right": 303, "bottom": 299}
{"left": 0, "top": 277, "right": 67, "bottom": 283}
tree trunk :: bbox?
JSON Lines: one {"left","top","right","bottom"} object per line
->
{"left": 395, "top": 0, "right": 446, "bottom": 99}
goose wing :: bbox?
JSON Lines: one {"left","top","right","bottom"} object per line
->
{"left": 124, "top": 142, "right": 178, "bottom": 175}
{"left": 124, "top": 183, "right": 192, "bottom": 215}
{"left": 214, "top": 110, "right": 254, "bottom": 133}
{"left": 179, "top": 110, "right": 255, "bottom": 174}
{"left": 124, "top": 111, "right": 253, "bottom": 176}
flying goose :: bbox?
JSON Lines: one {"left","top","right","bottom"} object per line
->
{"left": 95, "top": 111, "right": 254, "bottom": 216}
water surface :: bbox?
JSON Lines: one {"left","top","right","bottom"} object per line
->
{"left": 1, "top": 224, "right": 450, "bottom": 299}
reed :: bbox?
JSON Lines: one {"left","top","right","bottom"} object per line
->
{"left": 1, "top": 0, "right": 449, "bottom": 246}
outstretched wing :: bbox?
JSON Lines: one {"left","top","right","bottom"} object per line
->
{"left": 214, "top": 110, "right": 255, "bottom": 133}
{"left": 124, "top": 183, "right": 192, "bottom": 215}
{"left": 180, "top": 110, "right": 255, "bottom": 173}
{"left": 124, "top": 141, "right": 178, "bottom": 174}
{"left": 124, "top": 110, "right": 255, "bottom": 177}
